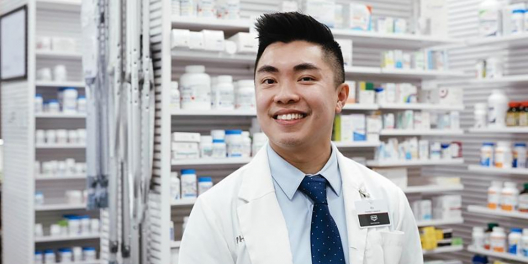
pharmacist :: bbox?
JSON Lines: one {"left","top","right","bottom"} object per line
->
{"left": 179, "top": 12, "right": 422, "bottom": 264}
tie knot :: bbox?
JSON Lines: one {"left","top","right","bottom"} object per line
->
{"left": 298, "top": 175, "right": 328, "bottom": 204}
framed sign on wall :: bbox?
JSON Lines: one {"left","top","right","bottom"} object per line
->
{"left": 0, "top": 5, "right": 28, "bottom": 82}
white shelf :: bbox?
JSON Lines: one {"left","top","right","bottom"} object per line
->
{"left": 35, "top": 113, "right": 86, "bottom": 119}
{"left": 466, "top": 33, "right": 528, "bottom": 49}
{"left": 344, "top": 66, "right": 382, "bottom": 75}
{"left": 171, "top": 157, "right": 252, "bottom": 166}
{"left": 36, "top": 81, "right": 85, "bottom": 88}
{"left": 36, "top": 50, "right": 82, "bottom": 60}
{"left": 35, "top": 204, "right": 86, "bottom": 211}
{"left": 171, "top": 109, "right": 256, "bottom": 116}
{"left": 171, "top": 241, "right": 182, "bottom": 248}
{"left": 378, "top": 103, "right": 464, "bottom": 111}
{"left": 331, "top": 29, "right": 461, "bottom": 49}
{"left": 467, "top": 246, "right": 528, "bottom": 263}
{"left": 172, "top": 49, "right": 255, "bottom": 64}
{"left": 468, "top": 127, "right": 528, "bottom": 134}
{"left": 342, "top": 104, "right": 379, "bottom": 110}
{"left": 171, "top": 16, "right": 251, "bottom": 31}
{"left": 402, "top": 184, "right": 464, "bottom": 194}
{"left": 333, "top": 141, "right": 381, "bottom": 148}
{"left": 35, "top": 174, "right": 86, "bottom": 180}
{"left": 379, "top": 129, "right": 464, "bottom": 136}
{"left": 470, "top": 75, "right": 528, "bottom": 84}
{"left": 367, "top": 158, "right": 464, "bottom": 167}
{"left": 379, "top": 68, "right": 469, "bottom": 79}
{"left": 171, "top": 198, "right": 197, "bottom": 207}
{"left": 416, "top": 218, "right": 464, "bottom": 227}
{"left": 467, "top": 205, "right": 528, "bottom": 220}
{"left": 467, "top": 165, "right": 528, "bottom": 175}
{"left": 423, "top": 245, "right": 463, "bottom": 255}
{"left": 37, "top": 0, "right": 81, "bottom": 12}
{"left": 36, "top": 144, "right": 86, "bottom": 149}
{"left": 35, "top": 234, "right": 100, "bottom": 243}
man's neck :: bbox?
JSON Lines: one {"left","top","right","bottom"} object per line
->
{"left": 269, "top": 141, "right": 332, "bottom": 174}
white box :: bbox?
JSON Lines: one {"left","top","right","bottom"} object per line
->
{"left": 189, "top": 32, "right": 204, "bottom": 50}
{"left": 347, "top": 3, "right": 372, "bottom": 31}
{"left": 421, "top": 112, "right": 431, "bottom": 129}
{"left": 502, "top": 3, "right": 526, "bottom": 36}
{"left": 172, "top": 132, "right": 201, "bottom": 142}
{"left": 172, "top": 132, "right": 201, "bottom": 160}
{"left": 350, "top": 114, "right": 366, "bottom": 141}
{"left": 171, "top": 29, "right": 190, "bottom": 48}
{"left": 419, "top": 139, "right": 429, "bottom": 160}
{"left": 359, "top": 90, "right": 375, "bottom": 104}
{"left": 374, "top": 168, "right": 408, "bottom": 188}
{"left": 303, "top": 0, "right": 336, "bottom": 28}
{"left": 432, "top": 195, "right": 462, "bottom": 219}
{"left": 413, "top": 200, "right": 432, "bottom": 221}
{"left": 228, "top": 32, "right": 258, "bottom": 53}
{"left": 340, "top": 115, "right": 354, "bottom": 142}
{"left": 52, "top": 37, "right": 76, "bottom": 53}
{"left": 202, "top": 30, "right": 225, "bottom": 51}
{"left": 335, "top": 39, "right": 353, "bottom": 66}
{"left": 366, "top": 114, "right": 382, "bottom": 133}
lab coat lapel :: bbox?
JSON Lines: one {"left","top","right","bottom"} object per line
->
{"left": 237, "top": 146, "right": 293, "bottom": 264}
{"left": 337, "top": 150, "right": 369, "bottom": 264}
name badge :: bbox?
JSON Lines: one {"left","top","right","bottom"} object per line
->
{"left": 355, "top": 199, "right": 391, "bottom": 228}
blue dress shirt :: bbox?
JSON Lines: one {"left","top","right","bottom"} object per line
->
{"left": 267, "top": 144, "right": 349, "bottom": 264}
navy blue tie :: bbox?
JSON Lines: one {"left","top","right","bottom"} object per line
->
{"left": 299, "top": 175, "right": 346, "bottom": 264}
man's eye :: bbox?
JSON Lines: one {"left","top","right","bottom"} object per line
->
{"left": 300, "top": 77, "right": 314, "bottom": 82}
{"left": 263, "top": 79, "right": 276, "bottom": 84}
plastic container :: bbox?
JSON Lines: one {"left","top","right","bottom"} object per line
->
{"left": 35, "top": 191, "right": 44, "bottom": 205}
{"left": 60, "top": 248, "right": 73, "bottom": 263}
{"left": 430, "top": 142, "right": 441, "bottom": 160}
{"left": 495, "top": 141, "right": 513, "bottom": 169}
{"left": 236, "top": 80, "right": 256, "bottom": 110}
{"left": 170, "top": 81, "right": 180, "bottom": 111}
{"left": 72, "top": 247, "right": 82, "bottom": 262}
{"left": 54, "top": 65, "right": 68, "bottom": 82}
{"left": 180, "top": 65, "right": 211, "bottom": 110}
{"left": 37, "top": 68, "right": 52, "bottom": 81}
{"left": 252, "top": 132, "right": 268, "bottom": 156}
{"left": 181, "top": 169, "right": 197, "bottom": 198}
{"left": 241, "top": 131, "right": 251, "bottom": 158}
{"left": 35, "top": 223, "right": 44, "bottom": 237}
{"left": 212, "top": 139, "right": 227, "bottom": 158}
{"left": 90, "top": 218, "right": 100, "bottom": 234}
{"left": 501, "top": 181, "right": 519, "bottom": 211}
{"left": 200, "top": 135, "right": 213, "bottom": 158}
{"left": 83, "top": 247, "right": 97, "bottom": 261}
{"left": 473, "top": 226, "right": 486, "bottom": 249}
{"left": 81, "top": 216, "right": 90, "bottom": 235}
{"left": 514, "top": 143, "right": 527, "bottom": 168}
{"left": 214, "top": 75, "right": 235, "bottom": 110}
{"left": 44, "top": 249, "right": 56, "bottom": 264}
{"left": 488, "top": 90, "right": 509, "bottom": 127}
{"left": 35, "top": 94, "right": 44, "bottom": 113}
{"left": 480, "top": 142, "right": 494, "bottom": 167}
{"left": 472, "top": 255, "right": 489, "bottom": 264}
{"left": 68, "top": 216, "right": 81, "bottom": 235}
{"left": 76, "top": 96, "right": 87, "bottom": 113}
{"left": 35, "top": 251, "right": 44, "bottom": 264}
{"left": 170, "top": 220, "right": 175, "bottom": 241}
{"left": 525, "top": 9, "right": 528, "bottom": 34}
{"left": 170, "top": 172, "right": 181, "bottom": 200}
{"left": 226, "top": 130, "right": 243, "bottom": 157}
{"left": 441, "top": 143, "right": 451, "bottom": 159}
{"left": 488, "top": 181, "right": 502, "bottom": 209}
{"left": 197, "top": 0, "right": 215, "bottom": 18}
{"left": 522, "top": 228, "right": 528, "bottom": 256}
{"left": 485, "top": 223, "right": 499, "bottom": 250}
{"left": 491, "top": 226, "right": 507, "bottom": 252}
{"left": 63, "top": 88, "right": 78, "bottom": 114}
{"left": 198, "top": 177, "right": 213, "bottom": 195}
{"left": 478, "top": 0, "right": 501, "bottom": 37}
{"left": 509, "top": 228, "right": 523, "bottom": 254}
{"left": 507, "top": 102, "right": 520, "bottom": 127}
{"left": 512, "top": 9, "right": 525, "bottom": 34}
{"left": 36, "top": 130, "right": 46, "bottom": 145}
{"left": 211, "top": 129, "right": 225, "bottom": 140}
{"left": 519, "top": 183, "right": 528, "bottom": 213}
{"left": 47, "top": 99, "right": 60, "bottom": 113}
{"left": 520, "top": 102, "right": 528, "bottom": 126}
{"left": 56, "top": 129, "right": 68, "bottom": 144}
{"left": 179, "top": 0, "right": 195, "bottom": 17}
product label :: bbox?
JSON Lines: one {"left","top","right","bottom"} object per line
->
{"left": 518, "top": 194, "right": 528, "bottom": 212}
{"left": 236, "top": 91, "right": 256, "bottom": 109}
{"left": 491, "top": 237, "right": 506, "bottom": 252}
{"left": 227, "top": 142, "right": 243, "bottom": 157}
{"left": 479, "top": 9, "right": 499, "bottom": 36}
{"left": 520, "top": 113, "right": 528, "bottom": 126}
{"left": 488, "top": 190, "right": 500, "bottom": 209}
{"left": 501, "top": 193, "right": 517, "bottom": 211}
{"left": 182, "top": 178, "right": 197, "bottom": 198}
{"left": 181, "top": 84, "right": 211, "bottom": 106}
{"left": 218, "top": 90, "right": 234, "bottom": 109}
{"left": 509, "top": 241, "right": 520, "bottom": 254}
{"left": 481, "top": 149, "right": 493, "bottom": 167}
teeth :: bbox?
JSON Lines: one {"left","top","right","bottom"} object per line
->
{"left": 277, "top": 113, "right": 304, "bottom": 120}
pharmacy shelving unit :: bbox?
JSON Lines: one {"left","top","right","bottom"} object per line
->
{"left": 465, "top": 33, "right": 528, "bottom": 49}
{"left": 367, "top": 159, "right": 465, "bottom": 168}
{"left": 166, "top": 5, "right": 468, "bottom": 263}
{"left": 467, "top": 205, "right": 528, "bottom": 220}
{"left": 469, "top": 75, "right": 528, "bottom": 85}
{"left": 0, "top": 1, "right": 99, "bottom": 263}
{"left": 379, "top": 129, "right": 464, "bottom": 136}
{"left": 467, "top": 165, "right": 528, "bottom": 176}
{"left": 467, "top": 246, "right": 528, "bottom": 263}
{"left": 468, "top": 127, "right": 528, "bottom": 134}
{"left": 417, "top": 218, "right": 464, "bottom": 227}
{"left": 401, "top": 184, "right": 464, "bottom": 194}
{"left": 422, "top": 245, "right": 464, "bottom": 255}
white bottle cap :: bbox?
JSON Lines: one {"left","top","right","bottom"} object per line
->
{"left": 238, "top": 80, "right": 254, "bottom": 88}
{"left": 211, "top": 130, "right": 225, "bottom": 140}
{"left": 217, "top": 75, "right": 233, "bottom": 84}
{"left": 185, "top": 65, "right": 206, "bottom": 73}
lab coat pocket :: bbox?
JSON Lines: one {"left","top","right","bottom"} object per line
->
{"left": 364, "top": 230, "right": 384, "bottom": 264}
{"left": 380, "top": 230, "right": 405, "bottom": 264}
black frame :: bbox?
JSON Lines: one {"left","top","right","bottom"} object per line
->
{"left": 0, "top": 5, "right": 28, "bottom": 82}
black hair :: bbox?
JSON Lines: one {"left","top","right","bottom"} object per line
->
{"left": 254, "top": 12, "right": 345, "bottom": 86}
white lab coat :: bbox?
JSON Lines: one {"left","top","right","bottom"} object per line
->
{"left": 178, "top": 144, "right": 423, "bottom": 264}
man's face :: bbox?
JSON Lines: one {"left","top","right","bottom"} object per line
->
{"left": 254, "top": 40, "right": 348, "bottom": 152}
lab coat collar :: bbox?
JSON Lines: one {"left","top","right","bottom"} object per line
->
{"left": 237, "top": 143, "right": 370, "bottom": 264}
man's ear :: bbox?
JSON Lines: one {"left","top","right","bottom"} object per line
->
{"left": 335, "top": 82, "right": 349, "bottom": 114}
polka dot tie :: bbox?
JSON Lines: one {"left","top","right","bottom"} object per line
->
{"left": 299, "top": 175, "right": 346, "bottom": 264}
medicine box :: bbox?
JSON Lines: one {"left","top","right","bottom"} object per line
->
{"left": 172, "top": 132, "right": 201, "bottom": 160}
{"left": 373, "top": 168, "right": 408, "bottom": 188}
{"left": 171, "top": 29, "right": 191, "bottom": 48}
{"left": 52, "top": 37, "right": 76, "bottom": 53}
{"left": 228, "top": 32, "right": 258, "bottom": 53}
{"left": 201, "top": 30, "right": 225, "bottom": 51}
{"left": 432, "top": 195, "right": 462, "bottom": 219}
{"left": 303, "top": 0, "right": 336, "bottom": 28}
{"left": 347, "top": 3, "right": 372, "bottom": 31}
{"left": 189, "top": 32, "right": 204, "bottom": 50}
{"left": 351, "top": 114, "right": 366, "bottom": 141}
{"left": 335, "top": 39, "right": 353, "bottom": 66}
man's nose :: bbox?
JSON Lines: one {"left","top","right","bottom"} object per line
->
{"left": 274, "top": 81, "right": 300, "bottom": 104}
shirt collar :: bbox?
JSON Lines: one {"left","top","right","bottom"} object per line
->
{"left": 267, "top": 144, "right": 341, "bottom": 200}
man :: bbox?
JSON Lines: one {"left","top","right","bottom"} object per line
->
{"left": 179, "top": 12, "right": 423, "bottom": 264}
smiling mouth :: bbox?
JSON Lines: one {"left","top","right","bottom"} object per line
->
{"left": 273, "top": 113, "right": 307, "bottom": 121}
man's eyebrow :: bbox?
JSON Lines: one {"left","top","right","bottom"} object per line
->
{"left": 256, "top": 65, "right": 279, "bottom": 74}
{"left": 293, "top": 63, "right": 320, "bottom": 72}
